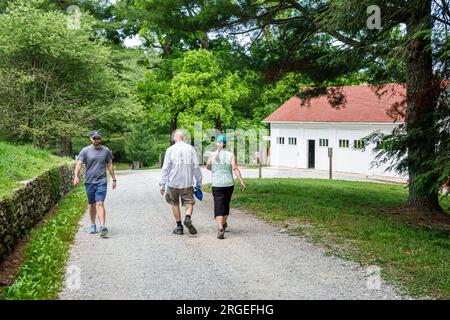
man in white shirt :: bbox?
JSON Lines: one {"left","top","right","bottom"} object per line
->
{"left": 160, "top": 130, "right": 203, "bottom": 235}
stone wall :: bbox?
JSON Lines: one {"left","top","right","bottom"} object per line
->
{"left": 0, "top": 163, "right": 75, "bottom": 262}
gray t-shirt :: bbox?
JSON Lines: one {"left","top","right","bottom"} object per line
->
{"left": 77, "top": 145, "right": 113, "bottom": 184}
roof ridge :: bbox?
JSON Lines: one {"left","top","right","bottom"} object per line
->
{"left": 265, "top": 83, "right": 406, "bottom": 123}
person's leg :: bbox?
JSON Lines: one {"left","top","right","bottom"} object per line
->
{"left": 89, "top": 204, "right": 97, "bottom": 224}
{"left": 172, "top": 206, "right": 184, "bottom": 234}
{"left": 216, "top": 213, "right": 225, "bottom": 239}
{"left": 216, "top": 215, "right": 225, "bottom": 230}
{"left": 182, "top": 187, "right": 197, "bottom": 235}
{"left": 85, "top": 183, "right": 97, "bottom": 233}
{"left": 185, "top": 204, "right": 193, "bottom": 217}
{"left": 213, "top": 187, "right": 226, "bottom": 239}
{"left": 97, "top": 201, "right": 106, "bottom": 226}
{"left": 225, "top": 186, "right": 234, "bottom": 213}
{"left": 166, "top": 188, "right": 183, "bottom": 234}
{"left": 183, "top": 203, "right": 197, "bottom": 235}
{"left": 172, "top": 205, "right": 182, "bottom": 222}
{"left": 223, "top": 186, "right": 234, "bottom": 231}
{"left": 94, "top": 183, "right": 107, "bottom": 226}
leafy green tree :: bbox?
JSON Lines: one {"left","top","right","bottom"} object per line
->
{"left": 131, "top": 0, "right": 448, "bottom": 211}
{"left": 125, "top": 122, "right": 163, "bottom": 168}
{"left": 317, "top": 0, "right": 449, "bottom": 210}
{"left": 172, "top": 49, "right": 248, "bottom": 130}
{"left": 138, "top": 49, "right": 251, "bottom": 140}
{"left": 0, "top": 1, "right": 122, "bottom": 155}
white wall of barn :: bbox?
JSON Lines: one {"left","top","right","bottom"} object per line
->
{"left": 268, "top": 122, "right": 402, "bottom": 177}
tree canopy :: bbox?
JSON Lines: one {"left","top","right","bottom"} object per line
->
{"left": 0, "top": 0, "right": 448, "bottom": 210}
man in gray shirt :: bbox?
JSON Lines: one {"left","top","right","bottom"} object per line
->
{"left": 74, "top": 130, "right": 116, "bottom": 238}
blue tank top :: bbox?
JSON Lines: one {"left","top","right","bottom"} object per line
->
{"left": 211, "top": 150, "right": 234, "bottom": 187}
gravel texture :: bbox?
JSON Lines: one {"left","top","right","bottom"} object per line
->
{"left": 60, "top": 169, "right": 406, "bottom": 300}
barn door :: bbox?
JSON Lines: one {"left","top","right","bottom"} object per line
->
{"left": 308, "top": 140, "right": 315, "bottom": 168}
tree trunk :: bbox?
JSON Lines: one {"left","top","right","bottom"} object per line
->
{"left": 60, "top": 136, "right": 72, "bottom": 157}
{"left": 215, "top": 118, "right": 222, "bottom": 132}
{"left": 169, "top": 114, "right": 178, "bottom": 145}
{"left": 200, "top": 34, "right": 209, "bottom": 50}
{"left": 405, "top": 0, "right": 441, "bottom": 210}
{"left": 132, "top": 161, "right": 140, "bottom": 170}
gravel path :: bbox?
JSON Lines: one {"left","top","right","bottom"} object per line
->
{"left": 60, "top": 169, "right": 405, "bottom": 300}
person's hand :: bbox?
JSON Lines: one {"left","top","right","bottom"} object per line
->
{"left": 73, "top": 176, "right": 79, "bottom": 186}
{"left": 240, "top": 181, "right": 247, "bottom": 192}
{"left": 112, "top": 180, "right": 117, "bottom": 190}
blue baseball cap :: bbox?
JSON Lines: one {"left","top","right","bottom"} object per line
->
{"left": 89, "top": 130, "right": 101, "bottom": 139}
{"left": 216, "top": 135, "right": 227, "bottom": 143}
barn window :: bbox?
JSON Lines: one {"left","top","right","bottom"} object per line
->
{"left": 339, "top": 139, "right": 349, "bottom": 148}
{"left": 277, "top": 137, "right": 285, "bottom": 144}
{"left": 288, "top": 137, "right": 297, "bottom": 145}
{"left": 319, "top": 139, "right": 329, "bottom": 147}
{"left": 354, "top": 140, "right": 365, "bottom": 149}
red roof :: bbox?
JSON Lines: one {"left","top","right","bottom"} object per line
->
{"left": 264, "top": 84, "right": 406, "bottom": 123}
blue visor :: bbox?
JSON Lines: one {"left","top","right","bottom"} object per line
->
{"left": 216, "top": 135, "right": 227, "bottom": 143}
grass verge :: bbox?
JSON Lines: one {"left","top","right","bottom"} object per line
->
{"left": 204, "top": 178, "right": 450, "bottom": 299}
{"left": 0, "top": 141, "right": 71, "bottom": 198}
{"left": 114, "top": 162, "right": 160, "bottom": 171}
{"left": 2, "top": 185, "right": 86, "bottom": 300}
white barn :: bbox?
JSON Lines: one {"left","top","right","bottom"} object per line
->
{"left": 264, "top": 84, "right": 405, "bottom": 177}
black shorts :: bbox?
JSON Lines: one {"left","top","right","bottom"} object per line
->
{"left": 212, "top": 186, "right": 234, "bottom": 217}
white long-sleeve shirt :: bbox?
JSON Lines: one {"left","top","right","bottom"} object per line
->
{"left": 159, "top": 141, "right": 203, "bottom": 189}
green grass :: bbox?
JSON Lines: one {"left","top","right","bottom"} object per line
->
{"left": 2, "top": 185, "right": 87, "bottom": 300}
{"left": 114, "top": 162, "right": 132, "bottom": 171}
{"left": 0, "top": 141, "right": 71, "bottom": 199}
{"left": 114, "top": 162, "right": 160, "bottom": 171}
{"left": 137, "top": 165, "right": 160, "bottom": 170}
{"left": 241, "top": 164, "right": 267, "bottom": 169}
{"left": 204, "top": 178, "right": 450, "bottom": 299}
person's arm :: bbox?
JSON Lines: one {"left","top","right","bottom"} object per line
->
{"left": 192, "top": 147, "right": 203, "bottom": 187}
{"left": 159, "top": 149, "right": 172, "bottom": 194}
{"left": 206, "top": 153, "right": 213, "bottom": 171}
{"left": 107, "top": 161, "right": 116, "bottom": 190}
{"left": 73, "top": 160, "right": 84, "bottom": 186}
{"left": 231, "top": 155, "right": 246, "bottom": 191}
{"left": 105, "top": 149, "right": 116, "bottom": 189}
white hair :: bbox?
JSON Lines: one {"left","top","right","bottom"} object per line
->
{"left": 173, "top": 130, "right": 185, "bottom": 142}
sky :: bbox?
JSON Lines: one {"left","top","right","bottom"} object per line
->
{"left": 124, "top": 35, "right": 143, "bottom": 48}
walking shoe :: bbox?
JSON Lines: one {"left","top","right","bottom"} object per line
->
{"left": 99, "top": 226, "right": 109, "bottom": 238}
{"left": 183, "top": 216, "right": 197, "bottom": 235}
{"left": 223, "top": 222, "right": 229, "bottom": 232}
{"left": 217, "top": 229, "right": 225, "bottom": 240}
{"left": 173, "top": 225, "right": 184, "bottom": 235}
{"left": 90, "top": 224, "right": 97, "bottom": 234}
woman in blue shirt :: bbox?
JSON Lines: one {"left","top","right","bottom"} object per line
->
{"left": 207, "top": 135, "right": 246, "bottom": 239}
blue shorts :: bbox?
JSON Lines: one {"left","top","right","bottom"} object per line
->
{"left": 85, "top": 183, "right": 107, "bottom": 205}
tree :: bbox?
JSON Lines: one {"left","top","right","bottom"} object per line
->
{"left": 137, "top": 49, "right": 250, "bottom": 141}
{"left": 125, "top": 122, "right": 163, "bottom": 168}
{"left": 132, "top": 0, "right": 448, "bottom": 211}
{"left": 318, "top": 0, "right": 448, "bottom": 210}
{"left": 0, "top": 0, "right": 148, "bottom": 157}
{"left": 0, "top": 0, "right": 120, "bottom": 155}
{"left": 172, "top": 49, "right": 247, "bottom": 130}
